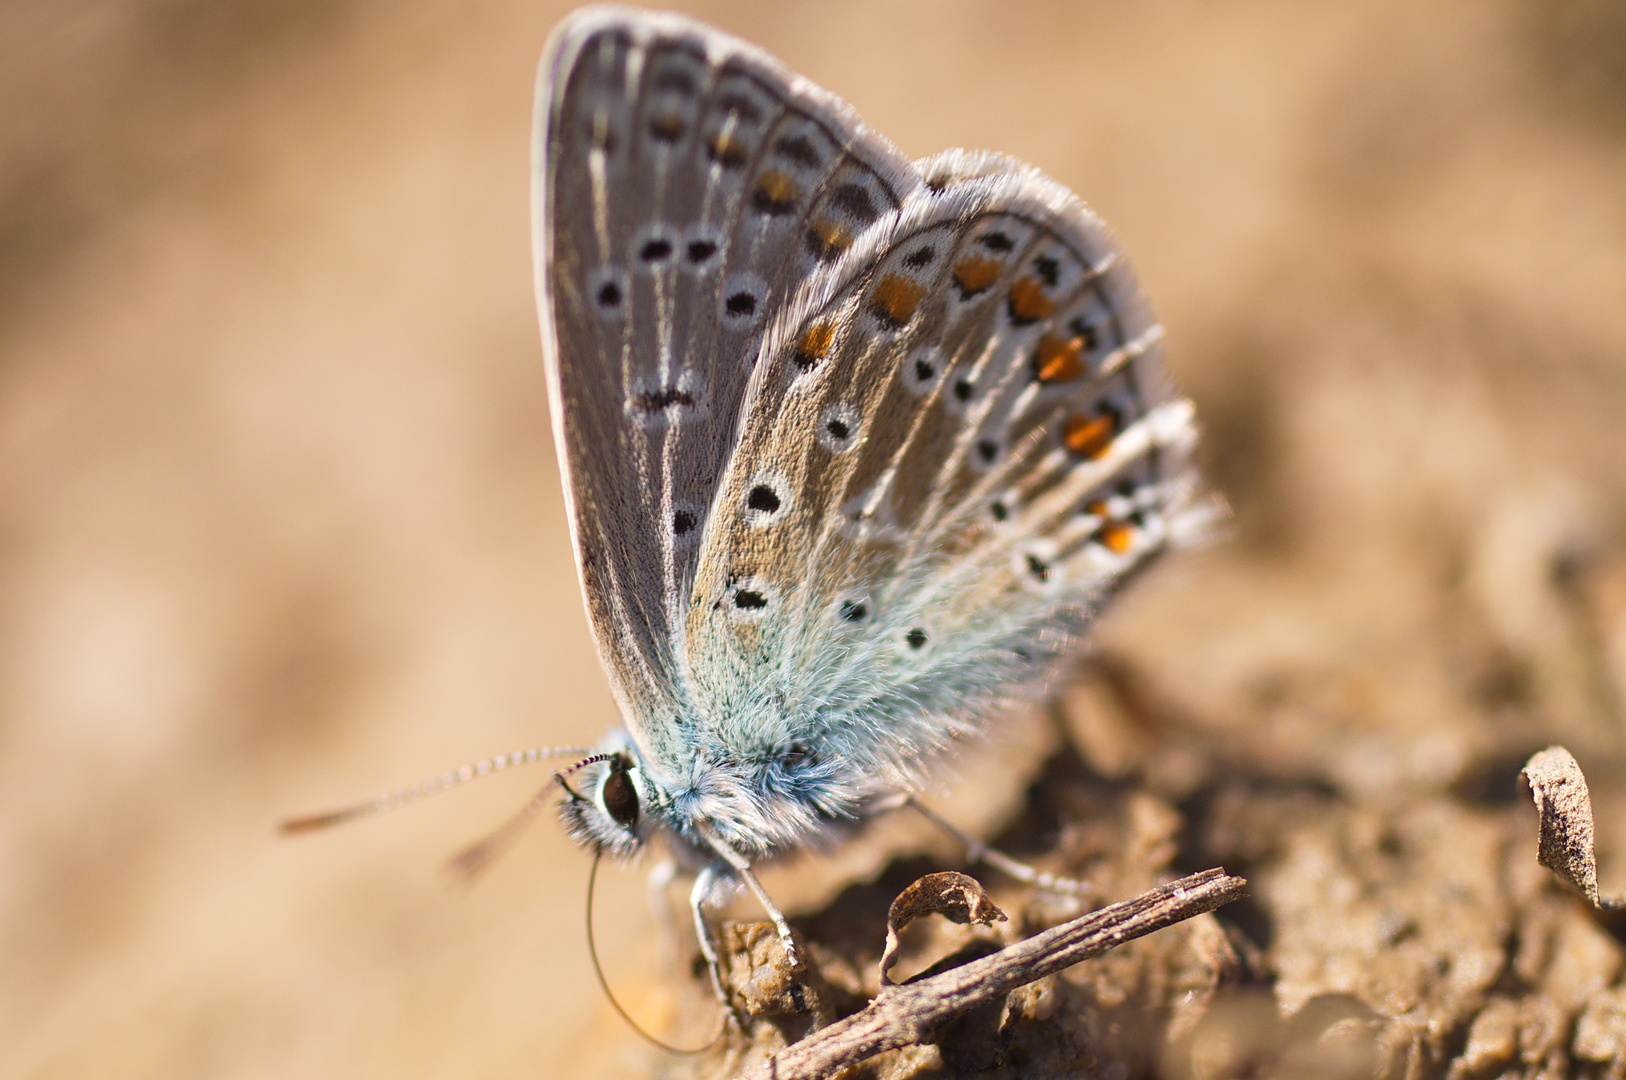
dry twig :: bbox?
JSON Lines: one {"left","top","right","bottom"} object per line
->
{"left": 743, "top": 867, "right": 1247, "bottom": 1080}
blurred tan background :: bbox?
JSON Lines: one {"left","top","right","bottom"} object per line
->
{"left": 3, "top": 0, "right": 1624, "bottom": 1077}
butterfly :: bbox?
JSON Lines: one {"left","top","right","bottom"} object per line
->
{"left": 532, "top": 5, "right": 1201, "bottom": 1002}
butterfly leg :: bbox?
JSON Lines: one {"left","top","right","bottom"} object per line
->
{"left": 647, "top": 857, "right": 681, "bottom": 963}
{"left": 899, "top": 794, "right": 1095, "bottom": 897}
{"left": 700, "top": 830, "right": 802, "bottom": 968}
{"left": 689, "top": 862, "right": 733, "bottom": 1008}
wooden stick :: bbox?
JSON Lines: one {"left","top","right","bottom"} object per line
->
{"left": 743, "top": 867, "right": 1247, "bottom": 1080}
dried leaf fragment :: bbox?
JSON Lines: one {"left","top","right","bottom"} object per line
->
{"left": 1520, "top": 746, "right": 1624, "bottom": 911}
{"left": 879, "top": 871, "right": 1008, "bottom": 985}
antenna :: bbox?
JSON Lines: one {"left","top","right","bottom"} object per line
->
{"left": 279, "top": 746, "right": 598, "bottom": 834}
{"left": 445, "top": 780, "right": 559, "bottom": 880}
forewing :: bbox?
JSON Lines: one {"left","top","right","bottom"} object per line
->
{"left": 534, "top": 9, "right": 919, "bottom": 734}
{"left": 685, "top": 151, "right": 1199, "bottom": 782}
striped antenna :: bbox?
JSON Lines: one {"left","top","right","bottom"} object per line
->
{"left": 279, "top": 746, "right": 599, "bottom": 834}
{"left": 551, "top": 752, "right": 617, "bottom": 800}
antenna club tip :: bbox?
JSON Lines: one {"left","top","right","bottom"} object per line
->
{"left": 279, "top": 810, "right": 357, "bottom": 835}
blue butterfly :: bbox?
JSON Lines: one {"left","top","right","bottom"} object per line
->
{"left": 532, "top": 7, "right": 1203, "bottom": 1001}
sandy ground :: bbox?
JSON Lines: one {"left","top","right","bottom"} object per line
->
{"left": 3, "top": 1, "right": 1626, "bottom": 1077}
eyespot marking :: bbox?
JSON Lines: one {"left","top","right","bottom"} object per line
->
{"left": 1099, "top": 521, "right": 1134, "bottom": 554}
{"left": 903, "top": 347, "right": 944, "bottom": 395}
{"left": 742, "top": 476, "right": 789, "bottom": 527}
{"left": 708, "top": 132, "right": 751, "bottom": 166}
{"left": 980, "top": 231, "right": 1014, "bottom": 251}
{"left": 725, "top": 575, "right": 776, "bottom": 623}
{"left": 976, "top": 439, "right": 998, "bottom": 464}
{"left": 626, "top": 369, "right": 706, "bottom": 429}
{"left": 588, "top": 266, "right": 628, "bottom": 319}
{"left": 869, "top": 274, "right": 926, "bottom": 329}
{"left": 632, "top": 224, "right": 678, "bottom": 271}
{"left": 672, "top": 509, "right": 697, "bottom": 535}
{"left": 839, "top": 599, "right": 868, "bottom": 622}
{"left": 953, "top": 378, "right": 974, "bottom": 402}
{"left": 686, "top": 239, "right": 717, "bottom": 263}
{"left": 648, "top": 111, "right": 685, "bottom": 141}
{"left": 1031, "top": 254, "right": 1060, "bottom": 287}
{"left": 1067, "top": 316, "right": 1100, "bottom": 351}
{"left": 1064, "top": 409, "right": 1120, "bottom": 459}
{"left": 954, "top": 254, "right": 1001, "bottom": 298}
{"left": 752, "top": 170, "right": 800, "bottom": 214}
{"left": 829, "top": 182, "right": 878, "bottom": 222}
{"left": 1014, "top": 539, "right": 1063, "bottom": 592}
{"left": 774, "top": 133, "right": 821, "bottom": 167}
{"left": 903, "top": 246, "right": 934, "bottom": 269}
{"left": 1008, "top": 277, "right": 1053, "bottom": 325}
{"left": 990, "top": 499, "right": 1009, "bottom": 522}
{"left": 634, "top": 388, "right": 697, "bottom": 412}
{"left": 721, "top": 273, "right": 767, "bottom": 324}
{"left": 794, "top": 322, "right": 835, "bottom": 372}
{"left": 905, "top": 628, "right": 929, "bottom": 650}
{"left": 807, "top": 218, "right": 853, "bottom": 260}
{"left": 1034, "top": 333, "right": 1087, "bottom": 383}
{"left": 818, "top": 402, "right": 860, "bottom": 451}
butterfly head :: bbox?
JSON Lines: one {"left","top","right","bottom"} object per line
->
{"left": 555, "top": 743, "right": 659, "bottom": 858}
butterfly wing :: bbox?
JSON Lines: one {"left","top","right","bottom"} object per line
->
{"left": 684, "top": 150, "right": 1199, "bottom": 796}
{"left": 533, "top": 9, "right": 920, "bottom": 739}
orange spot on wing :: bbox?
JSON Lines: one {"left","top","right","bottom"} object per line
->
{"left": 1083, "top": 500, "right": 1108, "bottom": 517}
{"left": 794, "top": 322, "right": 836, "bottom": 370}
{"left": 807, "top": 218, "right": 853, "bottom": 260}
{"left": 708, "top": 131, "right": 750, "bottom": 166}
{"left": 752, "top": 170, "right": 800, "bottom": 214}
{"left": 1099, "top": 521, "right": 1134, "bottom": 554}
{"left": 1035, "top": 334, "right": 1087, "bottom": 383}
{"left": 1064, "top": 413, "right": 1117, "bottom": 458}
{"left": 1007, "top": 276, "right": 1053, "bottom": 324}
{"left": 648, "top": 112, "right": 685, "bottom": 141}
{"left": 869, "top": 274, "right": 927, "bottom": 328}
{"left": 953, "top": 254, "right": 1002, "bottom": 298}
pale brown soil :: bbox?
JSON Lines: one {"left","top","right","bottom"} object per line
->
{"left": 3, "top": 2, "right": 1625, "bottom": 1078}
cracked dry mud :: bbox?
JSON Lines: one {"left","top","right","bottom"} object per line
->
{"left": 651, "top": 650, "right": 1626, "bottom": 1078}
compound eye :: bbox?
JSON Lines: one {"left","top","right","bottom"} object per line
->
{"left": 601, "top": 759, "right": 640, "bottom": 829}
